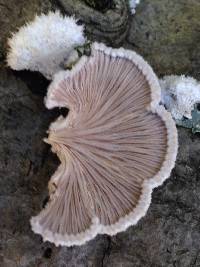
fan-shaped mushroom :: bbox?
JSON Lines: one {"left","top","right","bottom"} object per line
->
{"left": 31, "top": 43, "right": 178, "bottom": 246}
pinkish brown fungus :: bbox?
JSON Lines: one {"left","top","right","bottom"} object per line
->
{"left": 31, "top": 43, "right": 178, "bottom": 246}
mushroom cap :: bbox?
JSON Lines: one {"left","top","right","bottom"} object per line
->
{"left": 7, "top": 11, "right": 85, "bottom": 79}
{"left": 31, "top": 43, "right": 178, "bottom": 246}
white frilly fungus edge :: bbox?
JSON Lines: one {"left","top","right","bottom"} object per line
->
{"left": 31, "top": 42, "right": 178, "bottom": 247}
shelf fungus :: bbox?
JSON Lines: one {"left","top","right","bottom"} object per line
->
{"left": 31, "top": 43, "right": 178, "bottom": 246}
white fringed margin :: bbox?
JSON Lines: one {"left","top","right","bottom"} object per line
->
{"left": 31, "top": 42, "right": 178, "bottom": 246}
{"left": 31, "top": 216, "right": 100, "bottom": 247}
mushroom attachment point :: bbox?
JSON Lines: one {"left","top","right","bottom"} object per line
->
{"left": 31, "top": 43, "right": 178, "bottom": 246}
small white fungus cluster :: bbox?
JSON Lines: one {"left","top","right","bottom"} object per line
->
{"left": 7, "top": 11, "right": 85, "bottom": 79}
{"left": 129, "top": 0, "right": 141, "bottom": 14}
{"left": 160, "top": 75, "right": 200, "bottom": 120}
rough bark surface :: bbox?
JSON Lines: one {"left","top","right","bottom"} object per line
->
{"left": 126, "top": 0, "right": 200, "bottom": 78}
{"left": 0, "top": 0, "right": 200, "bottom": 266}
{"left": 57, "top": 0, "right": 129, "bottom": 45}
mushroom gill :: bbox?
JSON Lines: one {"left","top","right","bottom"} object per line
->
{"left": 31, "top": 43, "right": 178, "bottom": 246}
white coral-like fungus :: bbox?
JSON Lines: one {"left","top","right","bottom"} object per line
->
{"left": 160, "top": 75, "right": 200, "bottom": 120}
{"left": 129, "top": 0, "right": 141, "bottom": 14}
{"left": 7, "top": 11, "right": 85, "bottom": 79}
